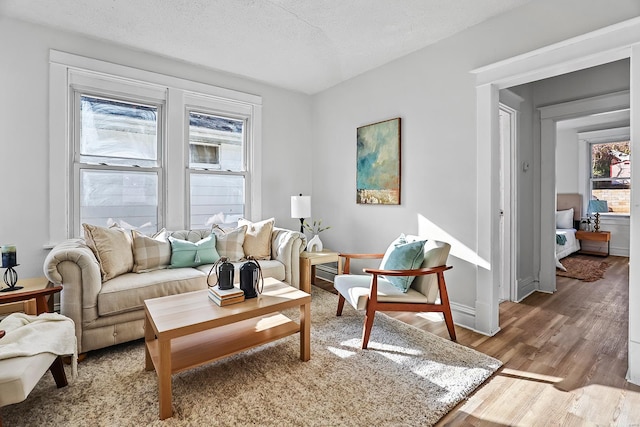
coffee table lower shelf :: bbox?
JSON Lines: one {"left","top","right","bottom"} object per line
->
{"left": 145, "top": 313, "right": 300, "bottom": 374}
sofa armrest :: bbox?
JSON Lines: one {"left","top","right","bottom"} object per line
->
{"left": 271, "top": 227, "right": 307, "bottom": 288}
{"left": 43, "top": 239, "right": 102, "bottom": 350}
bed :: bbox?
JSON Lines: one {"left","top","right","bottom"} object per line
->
{"left": 556, "top": 193, "right": 582, "bottom": 271}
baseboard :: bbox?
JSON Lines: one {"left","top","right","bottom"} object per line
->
{"left": 627, "top": 339, "right": 640, "bottom": 385}
{"left": 516, "top": 276, "right": 537, "bottom": 301}
{"left": 610, "top": 246, "right": 630, "bottom": 257}
{"left": 450, "top": 301, "right": 478, "bottom": 330}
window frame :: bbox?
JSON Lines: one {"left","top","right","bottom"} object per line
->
{"left": 71, "top": 90, "right": 165, "bottom": 236}
{"left": 49, "top": 50, "right": 262, "bottom": 244}
{"left": 184, "top": 94, "right": 255, "bottom": 229}
{"left": 579, "top": 126, "right": 631, "bottom": 217}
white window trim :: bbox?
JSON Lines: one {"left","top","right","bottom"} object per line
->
{"left": 48, "top": 50, "right": 262, "bottom": 245}
{"left": 578, "top": 126, "right": 631, "bottom": 218}
{"left": 184, "top": 93, "right": 254, "bottom": 228}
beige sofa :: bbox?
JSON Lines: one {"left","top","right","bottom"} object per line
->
{"left": 43, "top": 226, "right": 306, "bottom": 354}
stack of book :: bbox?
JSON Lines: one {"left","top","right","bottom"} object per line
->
{"left": 208, "top": 286, "right": 245, "bottom": 306}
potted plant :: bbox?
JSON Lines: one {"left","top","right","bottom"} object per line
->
{"left": 303, "top": 219, "right": 331, "bottom": 252}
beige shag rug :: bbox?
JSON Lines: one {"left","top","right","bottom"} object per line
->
{"left": 556, "top": 255, "right": 610, "bottom": 282}
{"left": 2, "top": 287, "right": 501, "bottom": 427}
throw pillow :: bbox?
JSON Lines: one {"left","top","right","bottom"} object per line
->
{"left": 237, "top": 217, "right": 274, "bottom": 260}
{"left": 83, "top": 223, "right": 134, "bottom": 281}
{"left": 379, "top": 234, "right": 426, "bottom": 292}
{"left": 212, "top": 225, "right": 248, "bottom": 262}
{"left": 131, "top": 229, "right": 171, "bottom": 273}
{"left": 556, "top": 208, "right": 574, "bottom": 229}
{"left": 168, "top": 234, "right": 219, "bottom": 268}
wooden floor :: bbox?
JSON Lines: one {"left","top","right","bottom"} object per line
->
{"left": 314, "top": 255, "right": 640, "bottom": 426}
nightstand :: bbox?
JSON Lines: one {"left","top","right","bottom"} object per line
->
{"left": 575, "top": 230, "right": 611, "bottom": 257}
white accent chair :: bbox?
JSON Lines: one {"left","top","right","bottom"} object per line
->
{"left": 334, "top": 240, "right": 455, "bottom": 349}
{"left": 0, "top": 323, "right": 70, "bottom": 427}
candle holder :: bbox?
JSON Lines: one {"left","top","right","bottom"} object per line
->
{"left": 1, "top": 264, "right": 22, "bottom": 292}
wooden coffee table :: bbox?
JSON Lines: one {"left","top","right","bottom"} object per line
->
{"left": 143, "top": 277, "right": 311, "bottom": 420}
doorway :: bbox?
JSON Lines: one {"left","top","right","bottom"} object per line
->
{"left": 472, "top": 19, "right": 640, "bottom": 383}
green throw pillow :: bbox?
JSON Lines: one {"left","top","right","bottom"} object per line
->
{"left": 168, "top": 234, "right": 220, "bottom": 268}
{"left": 379, "top": 234, "right": 426, "bottom": 292}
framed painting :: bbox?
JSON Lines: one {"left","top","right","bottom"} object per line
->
{"left": 356, "top": 117, "right": 401, "bottom": 205}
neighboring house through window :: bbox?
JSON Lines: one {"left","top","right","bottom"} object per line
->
{"left": 579, "top": 127, "right": 631, "bottom": 216}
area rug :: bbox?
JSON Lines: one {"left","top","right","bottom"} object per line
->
{"left": 2, "top": 287, "right": 501, "bottom": 427}
{"left": 556, "top": 254, "right": 610, "bottom": 282}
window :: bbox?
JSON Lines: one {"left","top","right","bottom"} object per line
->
{"left": 75, "top": 95, "right": 162, "bottom": 235}
{"left": 188, "top": 112, "right": 246, "bottom": 228}
{"left": 589, "top": 139, "right": 631, "bottom": 215}
{"left": 50, "top": 50, "right": 262, "bottom": 242}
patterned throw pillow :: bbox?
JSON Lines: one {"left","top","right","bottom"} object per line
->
{"left": 83, "top": 223, "right": 134, "bottom": 281}
{"left": 379, "top": 234, "right": 426, "bottom": 292}
{"left": 237, "top": 218, "right": 274, "bottom": 260}
{"left": 131, "top": 229, "right": 171, "bottom": 273}
{"left": 212, "top": 225, "right": 247, "bottom": 262}
{"left": 168, "top": 234, "right": 219, "bottom": 268}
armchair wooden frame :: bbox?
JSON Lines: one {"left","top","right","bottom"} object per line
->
{"left": 336, "top": 252, "right": 455, "bottom": 349}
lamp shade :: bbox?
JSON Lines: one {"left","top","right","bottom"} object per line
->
{"left": 291, "top": 195, "right": 311, "bottom": 219}
{"left": 588, "top": 199, "right": 608, "bottom": 214}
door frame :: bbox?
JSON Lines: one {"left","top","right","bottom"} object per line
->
{"left": 471, "top": 17, "right": 640, "bottom": 384}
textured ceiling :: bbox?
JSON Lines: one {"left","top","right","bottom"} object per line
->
{"left": 1, "top": 0, "right": 534, "bottom": 94}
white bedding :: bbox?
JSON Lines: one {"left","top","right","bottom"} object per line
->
{"left": 555, "top": 228, "right": 580, "bottom": 271}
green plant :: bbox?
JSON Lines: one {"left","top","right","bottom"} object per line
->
{"left": 303, "top": 219, "right": 330, "bottom": 235}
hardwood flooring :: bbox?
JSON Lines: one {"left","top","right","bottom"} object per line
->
{"left": 314, "top": 255, "right": 640, "bottom": 426}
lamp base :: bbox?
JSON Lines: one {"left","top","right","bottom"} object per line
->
{"left": 593, "top": 213, "right": 602, "bottom": 232}
{"left": 2, "top": 265, "right": 20, "bottom": 291}
{"left": 1, "top": 286, "right": 23, "bottom": 292}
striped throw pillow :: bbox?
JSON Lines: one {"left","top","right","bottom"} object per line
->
{"left": 131, "top": 229, "right": 171, "bottom": 273}
{"left": 212, "top": 225, "right": 247, "bottom": 262}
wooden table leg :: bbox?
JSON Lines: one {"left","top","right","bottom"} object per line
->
{"left": 300, "top": 258, "right": 312, "bottom": 294}
{"left": 300, "top": 301, "right": 310, "bottom": 361}
{"left": 144, "top": 314, "right": 154, "bottom": 372}
{"left": 158, "top": 339, "right": 172, "bottom": 420}
{"left": 35, "top": 295, "right": 48, "bottom": 315}
{"left": 49, "top": 356, "right": 68, "bottom": 388}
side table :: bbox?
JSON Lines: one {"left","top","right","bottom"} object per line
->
{"left": 575, "top": 230, "right": 611, "bottom": 257}
{"left": 0, "top": 277, "right": 62, "bottom": 315}
{"left": 299, "top": 250, "right": 339, "bottom": 293}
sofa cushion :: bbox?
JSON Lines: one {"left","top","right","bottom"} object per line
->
{"left": 97, "top": 269, "right": 207, "bottom": 316}
{"left": 238, "top": 218, "right": 274, "bottom": 260}
{"left": 131, "top": 229, "right": 171, "bottom": 273}
{"left": 212, "top": 225, "right": 247, "bottom": 262}
{"left": 82, "top": 223, "right": 134, "bottom": 281}
{"left": 168, "top": 234, "right": 219, "bottom": 268}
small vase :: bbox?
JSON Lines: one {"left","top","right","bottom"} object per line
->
{"left": 307, "top": 234, "right": 323, "bottom": 252}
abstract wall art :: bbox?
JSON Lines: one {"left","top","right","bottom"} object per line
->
{"left": 356, "top": 117, "right": 401, "bottom": 205}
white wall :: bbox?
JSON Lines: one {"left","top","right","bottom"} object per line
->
{"left": 310, "top": 0, "right": 640, "bottom": 332}
{"left": 0, "top": 16, "right": 312, "bottom": 279}
{"left": 556, "top": 129, "right": 581, "bottom": 193}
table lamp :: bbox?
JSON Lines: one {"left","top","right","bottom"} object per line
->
{"left": 291, "top": 194, "right": 311, "bottom": 233}
{"left": 587, "top": 199, "right": 608, "bottom": 232}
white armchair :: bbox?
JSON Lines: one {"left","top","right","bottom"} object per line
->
{"left": 334, "top": 239, "right": 455, "bottom": 349}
